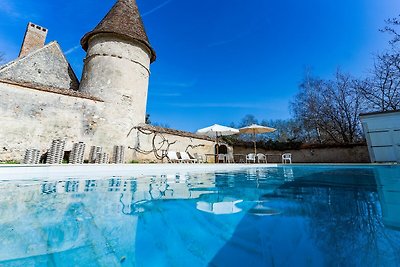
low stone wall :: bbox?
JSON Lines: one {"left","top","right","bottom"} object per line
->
{"left": 131, "top": 125, "right": 216, "bottom": 163}
{"left": 233, "top": 144, "right": 370, "bottom": 163}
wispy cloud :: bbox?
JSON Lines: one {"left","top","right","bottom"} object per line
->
{"left": 167, "top": 99, "right": 290, "bottom": 111}
{"left": 150, "top": 92, "right": 182, "bottom": 97}
{"left": 0, "top": 0, "right": 21, "bottom": 18}
{"left": 151, "top": 79, "right": 197, "bottom": 89}
{"left": 142, "top": 0, "right": 173, "bottom": 17}
{"left": 64, "top": 45, "right": 80, "bottom": 55}
{"left": 169, "top": 102, "right": 267, "bottom": 109}
{"left": 0, "top": 0, "right": 39, "bottom": 20}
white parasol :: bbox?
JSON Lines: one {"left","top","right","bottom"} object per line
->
{"left": 196, "top": 124, "right": 239, "bottom": 157}
{"left": 239, "top": 124, "right": 276, "bottom": 155}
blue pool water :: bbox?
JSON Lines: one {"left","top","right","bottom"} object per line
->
{"left": 0, "top": 165, "right": 399, "bottom": 266}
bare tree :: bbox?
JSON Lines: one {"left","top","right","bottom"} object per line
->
{"left": 291, "top": 70, "right": 365, "bottom": 144}
{"left": 381, "top": 14, "right": 400, "bottom": 46}
{"left": 260, "top": 119, "right": 307, "bottom": 142}
{"left": 238, "top": 114, "right": 258, "bottom": 127}
{"left": 357, "top": 52, "right": 400, "bottom": 111}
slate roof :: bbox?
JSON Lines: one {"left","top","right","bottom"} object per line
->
{"left": 0, "top": 79, "right": 103, "bottom": 102}
{"left": 81, "top": 0, "right": 156, "bottom": 62}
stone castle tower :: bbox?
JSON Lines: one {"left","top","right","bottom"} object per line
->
{"left": 0, "top": 0, "right": 214, "bottom": 163}
{"left": 79, "top": 0, "right": 156, "bottom": 148}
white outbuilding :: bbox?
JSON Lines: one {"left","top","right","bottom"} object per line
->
{"left": 360, "top": 110, "right": 400, "bottom": 163}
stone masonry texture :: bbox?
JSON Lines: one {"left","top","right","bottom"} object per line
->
{"left": 19, "top": 23, "right": 48, "bottom": 58}
{"left": 0, "top": 42, "right": 79, "bottom": 91}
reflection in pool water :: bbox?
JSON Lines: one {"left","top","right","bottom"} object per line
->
{"left": 0, "top": 165, "right": 399, "bottom": 266}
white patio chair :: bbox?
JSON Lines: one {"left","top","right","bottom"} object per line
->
{"left": 180, "top": 152, "right": 197, "bottom": 163}
{"left": 217, "top": 154, "right": 227, "bottom": 163}
{"left": 167, "top": 151, "right": 181, "bottom": 163}
{"left": 257, "top": 153, "right": 267, "bottom": 163}
{"left": 246, "top": 153, "right": 256, "bottom": 163}
{"left": 282, "top": 153, "right": 292, "bottom": 164}
{"left": 226, "top": 153, "right": 234, "bottom": 163}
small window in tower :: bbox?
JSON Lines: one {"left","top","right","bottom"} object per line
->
{"left": 30, "top": 23, "right": 35, "bottom": 27}
{"left": 36, "top": 25, "right": 41, "bottom": 30}
{"left": 42, "top": 28, "right": 47, "bottom": 32}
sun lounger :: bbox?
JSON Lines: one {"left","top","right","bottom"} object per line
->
{"left": 167, "top": 151, "right": 181, "bottom": 163}
{"left": 193, "top": 153, "right": 204, "bottom": 163}
{"left": 180, "top": 152, "right": 197, "bottom": 163}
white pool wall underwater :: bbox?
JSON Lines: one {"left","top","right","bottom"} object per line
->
{"left": 0, "top": 164, "right": 279, "bottom": 180}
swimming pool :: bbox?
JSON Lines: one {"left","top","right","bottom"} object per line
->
{"left": 0, "top": 164, "right": 399, "bottom": 266}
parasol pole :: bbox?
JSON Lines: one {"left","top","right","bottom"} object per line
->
{"left": 216, "top": 131, "right": 219, "bottom": 163}
{"left": 253, "top": 130, "right": 257, "bottom": 155}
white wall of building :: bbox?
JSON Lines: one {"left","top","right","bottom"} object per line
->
{"left": 360, "top": 111, "right": 400, "bottom": 163}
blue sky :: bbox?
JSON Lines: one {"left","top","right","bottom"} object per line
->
{"left": 0, "top": 0, "right": 399, "bottom": 132}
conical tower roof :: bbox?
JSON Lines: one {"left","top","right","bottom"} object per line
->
{"left": 81, "top": 0, "right": 156, "bottom": 62}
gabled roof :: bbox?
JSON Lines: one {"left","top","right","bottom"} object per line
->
{"left": 0, "top": 41, "right": 80, "bottom": 91}
{"left": 80, "top": 0, "right": 156, "bottom": 63}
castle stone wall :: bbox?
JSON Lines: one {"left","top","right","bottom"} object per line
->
{"left": 0, "top": 81, "right": 215, "bottom": 162}
{"left": 0, "top": 82, "right": 103, "bottom": 161}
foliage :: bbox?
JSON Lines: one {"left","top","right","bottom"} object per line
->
{"left": 145, "top": 114, "right": 151, "bottom": 124}
{"left": 129, "top": 160, "right": 140, "bottom": 164}
{"left": 0, "top": 160, "right": 19, "bottom": 164}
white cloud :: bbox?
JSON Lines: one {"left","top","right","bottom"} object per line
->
{"left": 0, "top": 0, "right": 22, "bottom": 18}
{"left": 151, "top": 79, "right": 197, "bottom": 89}
{"left": 64, "top": 45, "right": 80, "bottom": 55}
{"left": 0, "top": 0, "right": 39, "bottom": 20}
{"left": 142, "top": 0, "right": 173, "bottom": 17}
{"left": 150, "top": 92, "right": 182, "bottom": 97}
{"left": 169, "top": 102, "right": 266, "bottom": 109}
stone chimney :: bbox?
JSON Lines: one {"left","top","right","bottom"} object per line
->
{"left": 18, "top": 22, "right": 48, "bottom": 58}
